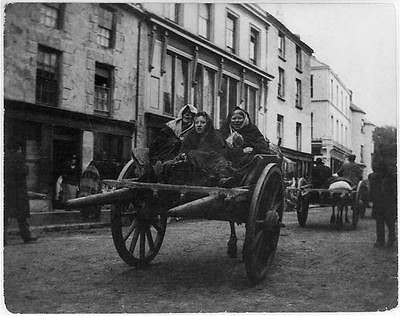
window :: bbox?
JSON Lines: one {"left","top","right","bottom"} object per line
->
{"left": 330, "top": 79, "right": 333, "bottom": 102}
{"left": 278, "top": 31, "right": 285, "bottom": 58}
{"left": 226, "top": 13, "right": 237, "bottom": 54}
{"left": 345, "top": 126, "right": 348, "bottom": 146}
{"left": 36, "top": 46, "right": 59, "bottom": 106}
{"left": 166, "top": 3, "right": 180, "bottom": 23}
{"left": 243, "top": 84, "right": 257, "bottom": 123}
{"left": 295, "top": 79, "right": 302, "bottom": 108}
{"left": 203, "top": 68, "right": 215, "bottom": 118}
{"left": 94, "top": 63, "right": 113, "bottom": 113}
{"left": 198, "top": 4, "right": 210, "bottom": 39}
{"left": 336, "top": 120, "right": 339, "bottom": 141}
{"left": 249, "top": 28, "right": 259, "bottom": 65}
{"left": 360, "top": 145, "right": 364, "bottom": 163}
{"left": 97, "top": 6, "right": 114, "bottom": 48}
{"left": 341, "top": 91, "right": 343, "bottom": 111}
{"left": 341, "top": 123, "right": 344, "bottom": 144}
{"left": 310, "top": 75, "right": 314, "bottom": 98}
{"left": 219, "top": 75, "right": 238, "bottom": 127}
{"left": 277, "top": 114, "right": 284, "bottom": 145}
{"left": 40, "top": 3, "right": 62, "bottom": 28}
{"left": 278, "top": 67, "right": 285, "bottom": 98}
{"left": 296, "top": 122, "right": 302, "bottom": 151}
{"left": 296, "top": 46, "right": 302, "bottom": 70}
{"left": 330, "top": 115, "right": 334, "bottom": 138}
{"left": 311, "top": 112, "right": 314, "bottom": 139}
{"left": 336, "top": 85, "right": 339, "bottom": 106}
{"left": 361, "top": 119, "right": 365, "bottom": 133}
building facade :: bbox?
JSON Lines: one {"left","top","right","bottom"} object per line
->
{"left": 4, "top": 3, "right": 139, "bottom": 207}
{"left": 310, "top": 57, "right": 352, "bottom": 172}
{"left": 351, "top": 103, "right": 375, "bottom": 177}
{"left": 4, "top": 2, "right": 316, "bottom": 210}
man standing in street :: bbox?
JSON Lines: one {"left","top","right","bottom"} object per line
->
{"left": 311, "top": 158, "right": 332, "bottom": 189}
{"left": 337, "top": 154, "right": 363, "bottom": 187}
{"left": 4, "top": 142, "right": 38, "bottom": 244}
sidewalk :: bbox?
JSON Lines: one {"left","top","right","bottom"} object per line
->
{"left": 7, "top": 208, "right": 111, "bottom": 235}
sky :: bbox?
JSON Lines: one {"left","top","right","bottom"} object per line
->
{"left": 261, "top": 1, "right": 398, "bottom": 127}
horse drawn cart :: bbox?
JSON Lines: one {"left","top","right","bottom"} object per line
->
{"left": 65, "top": 153, "right": 284, "bottom": 284}
{"left": 291, "top": 178, "right": 366, "bottom": 229}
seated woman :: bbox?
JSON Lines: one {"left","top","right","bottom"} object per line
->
{"left": 163, "top": 111, "right": 234, "bottom": 186}
{"left": 219, "top": 106, "right": 270, "bottom": 169}
{"left": 149, "top": 104, "right": 198, "bottom": 165}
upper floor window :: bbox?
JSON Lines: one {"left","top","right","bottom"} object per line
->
{"left": 36, "top": 46, "right": 60, "bottom": 106}
{"left": 198, "top": 4, "right": 210, "bottom": 39}
{"left": 295, "top": 79, "right": 302, "bottom": 109}
{"left": 311, "top": 112, "right": 314, "bottom": 139}
{"left": 296, "top": 122, "right": 302, "bottom": 151}
{"left": 296, "top": 46, "right": 302, "bottom": 70}
{"left": 278, "top": 67, "right": 285, "bottom": 99}
{"left": 166, "top": 3, "right": 181, "bottom": 24}
{"left": 226, "top": 13, "right": 237, "bottom": 54}
{"left": 310, "top": 75, "right": 314, "bottom": 98}
{"left": 249, "top": 27, "right": 259, "bottom": 65}
{"left": 94, "top": 63, "right": 113, "bottom": 113}
{"left": 330, "top": 79, "right": 333, "bottom": 102}
{"left": 361, "top": 119, "right": 365, "bottom": 133}
{"left": 336, "top": 85, "right": 339, "bottom": 106}
{"left": 277, "top": 114, "right": 284, "bottom": 145}
{"left": 97, "top": 6, "right": 114, "bottom": 48}
{"left": 40, "top": 3, "right": 62, "bottom": 29}
{"left": 278, "top": 31, "right": 285, "bottom": 58}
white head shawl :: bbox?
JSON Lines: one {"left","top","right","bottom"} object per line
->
{"left": 166, "top": 104, "right": 198, "bottom": 139}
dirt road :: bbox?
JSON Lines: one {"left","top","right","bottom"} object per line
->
{"left": 3, "top": 207, "right": 398, "bottom": 313}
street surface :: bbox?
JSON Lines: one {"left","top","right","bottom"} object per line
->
{"left": 3, "top": 207, "right": 398, "bottom": 313}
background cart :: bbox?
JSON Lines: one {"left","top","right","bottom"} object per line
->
{"left": 66, "top": 154, "right": 284, "bottom": 284}
{"left": 293, "top": 178, "right": 365, "bottom": 229}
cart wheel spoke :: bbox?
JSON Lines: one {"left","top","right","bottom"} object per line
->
{"left": 123, "top": 219, "right": 137, "bottom": 242}
{"left": 145, "top": 227, "right": 155, "bottom": 251}
{"left": 129, "top": 229, "right": 140, "bottom": 253}
{"left": 140, "top": 230, "right": 146, "bottom": 260}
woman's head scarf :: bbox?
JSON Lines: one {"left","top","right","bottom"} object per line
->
{"left": 166, "top": 104, "right": 198, "bottom": 139}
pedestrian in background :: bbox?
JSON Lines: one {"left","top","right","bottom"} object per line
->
{"left": 78, "top": 161, "right": 102, "bottom": 220}
{"left": 4, "top": 142, "right": 38, "bottom": 244}
{"left": 61, "top": 154, "right": 80, "bottom": 206}
{"left": 336, "top": 154, "right": 362, "bottom": 187}
{"left": 368, "top": 157, "right": 396, "bottom": 248}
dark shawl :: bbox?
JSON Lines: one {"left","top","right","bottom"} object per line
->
{"left": 219, "top": 107, "right": 269, "bottom": 167}
{"left": 149, "top": 126, "right": 182, "bottom": 164}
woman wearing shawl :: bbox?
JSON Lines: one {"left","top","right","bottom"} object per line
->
{"left": 164, "top": 111, "right": 233, "bottom": 186}
{"left": 78, "top": 161, "right": 102, "bottom": 219}
{"left": 219, "top": 106, "right": 269, "bottom": 168}
{"left": 149, "top": 104, "right": 198, "bottom": 165}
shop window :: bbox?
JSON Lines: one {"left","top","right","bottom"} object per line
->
{"left": 36, "top": 45, "right": 60, "bottom": 106}
{"left": 93, "top": 133, "right": 129, "bottom": 180}
{"left": 244, "top": 84, "right": 257, "bottom": 123}
{"left": 97, "top": 6, "right": 114, "bottom": 48}
{"left": 94, "top": 63, "right": 113, "bottom": 113}
{"left": 219, "top": 75, "right": 238, "bottom": 127}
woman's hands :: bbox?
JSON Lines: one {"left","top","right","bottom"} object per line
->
{"left": 243, "top": 147, "right": 253, "bottom": 154}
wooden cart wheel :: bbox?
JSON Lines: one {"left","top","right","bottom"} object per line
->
{"left": 111, "top": 202, "right": 167, "bottom": 266}
{"left": 296, "top": 196, "right": 309, "bottom": 227}
{"left": 111, "top": 159, "right": 167, "bottom": 266}
{"left": 243, "top": 163, "right": 284, "bottom": 284}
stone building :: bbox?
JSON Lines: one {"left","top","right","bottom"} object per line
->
{"left": 138, "top": 3, "right": 314, "bottom": 177}
{"left": 351, "top": 103, "right": 375, "bottom": 177}
{"left": 4, "top": 3, "right": 140, "bottom": 207}
{"left": 4, "top": 2, "right": 316, "bottom": 210}
{"left": 310, "top": 56, "right": 352, "bottom": 172}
